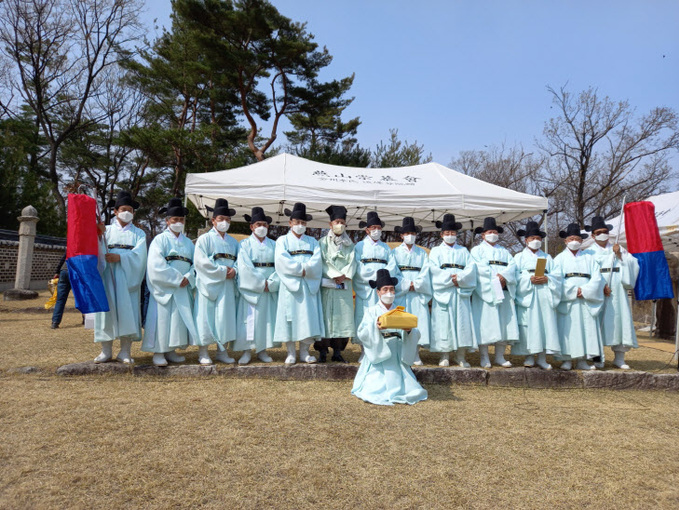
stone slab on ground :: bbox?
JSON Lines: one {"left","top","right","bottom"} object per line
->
{"left": 53, "top": 361, "right": 679, "bottom": 391}
{"left": 3, "top": 289, "right": 39, "bottom": 301}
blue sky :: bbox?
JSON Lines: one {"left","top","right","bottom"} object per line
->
{"left": 141, "top": 0, "right": 679, "bottom": 166}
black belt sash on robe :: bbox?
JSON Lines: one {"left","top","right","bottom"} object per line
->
{"left": 253, "top": 262, "right": 275, "bottom": 268}
{"left": 165, "top": 255, "right": 193, "bottom": 264}
{"left": 381, "top": 331, "right": 402, "bottom": 339}
{"left": 108, "top": 244, "right": 134, "bottom": 250}
{"left": 398, "top": 266, "right": 422, "bottom": 272}
{"left": 214, "top": 253, "right": 236, "bottom": 261}
{"left": 440, "top": 263, "right": 465, "bottom": 270}
{"left": 288, "top": 250, "right": 314, "bottom": 256}
{"left": 488, "top": 260, "right": 509, "bottom": 266}
{"left": 361, "top": 258, "right": 388, "bottom": 264}
{"left": 527, "top": 269, "right": 550, "bottom": 274}
{"left": 564, "top": 272, "right": 591, "bottom": 278}
{"left": 600, "top": 267, "right": 620, "bottom": 273}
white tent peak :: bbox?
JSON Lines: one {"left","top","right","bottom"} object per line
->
{"left": 184, "top": 153, "right": 549, "bottom": 231}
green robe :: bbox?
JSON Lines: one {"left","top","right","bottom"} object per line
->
{"left": 320, "top": 233, "right": 356, "bottom": 338}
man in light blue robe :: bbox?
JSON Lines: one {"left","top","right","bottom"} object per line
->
{"left": 353, "top": 211, "right": 400, "bottom": 345}
{"left": 274, "top": 202, "right": 324, "bottom": 364}
{"left": 142, "top": 198, "right": 198, "bottom": 366}
{"left": 316, "top": 205, "right": 356, "bottom": 363}
{"left": 234, "top": 207, "right": 279, "bottom": 364}
{"left": 352, "top": 268, "right": 427, "bottom": 406}
{"left": 94, "top": 191, "right": 147, "bottom": 364}
{"left": 554, "top": 223, "right": 605, "bottom": 370}
{"left": 427, "top": 214, "right": 477, "bottom": 367}
{"left": 393, "top": 216, "right": 431, "bottom": 366}
{"left": 585, "top": 215, "right": 639, "bottom": 369}
{"left": 193, "top": 198, "right": 239, "bottom": 365}
{"left": 511, "top": 221, "right": 561, "bottom": 370}
{"left": 471, "top": 217, "right": 519, "bottom": 368}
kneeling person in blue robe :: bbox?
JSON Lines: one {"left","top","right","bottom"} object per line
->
{"left": 351, "top": 269, "right": 428, "bottom": 406}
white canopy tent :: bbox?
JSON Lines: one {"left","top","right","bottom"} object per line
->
{"left": 184, "top": 153, "right": 548, "bottom": 232}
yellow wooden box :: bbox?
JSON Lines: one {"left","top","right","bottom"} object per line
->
{"left": 379, "top": 306, "right": 418, "bottom": 329}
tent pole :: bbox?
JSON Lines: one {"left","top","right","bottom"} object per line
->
{"left": 674, "top": 296, "right": 679, "bottom": 362}
{"left": 650, "top": 300, "right": 657, "bottom": 338}
{"left": 543, "top": 208, "right": 548, "bottom": 254}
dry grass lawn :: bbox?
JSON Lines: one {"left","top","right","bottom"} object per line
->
{"left": 2, "top": 292, "right": 679, "bottom": 508}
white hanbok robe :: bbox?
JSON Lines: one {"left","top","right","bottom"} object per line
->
{"left": 320, "top": 233, "right": 356, "bottom": 338}
{"left": 351, "top": 301, "right": 428, "bottom": 406}
{"left": 554, "top": 249, "right": 605, "bottom": 360}
{"left": 95, "top": 219, "right": 147, "bottom": 343}
{"left": 273, "top": 232, "right": 324, "bottom": 343}
{"left": 511, "top": 248, "right": 562, "bottom": 356}
{"left": 393, "top": 243, "right": 432, "bottom": 347}
{"left": 353, "top": 237, "right": 400, "bottom": 343}
{"left": 234, "top": 234, "right": 280, "bottom": 352}
{"left": 587, "top": 242, "right": 639, "bottom": 350}
{"left": 471, "top": 241, "right": 519, "bottom": 345}
{"left": 142, "top": 230, "right": 198, "bottom": 353}
{"left": 193, "top": 228, "right": 239, "bottom": 348}
{"left": 428, "top": 242, "right": 477, "bottom": 352}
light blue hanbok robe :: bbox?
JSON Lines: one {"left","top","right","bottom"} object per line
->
{"left": 351, "top": 301, "right": 428, "bottom": 406}
{"left": 511, "top": 248, "right": 562, "bottom": 356}
{"left": 142, "top": 230, "right": 198, "bottom": 354}
{"left": 193, "top": 228, "right": 239, "bottom": 349}
{"left": 393, "top": 243, "right": 432, "bottom": 347}
{"left": 587, "top": 242, "right": 639, "bottom": 350}
{"left": 95, "top": 219, "right": 147, "bottom": 343}
{"left": 554, "top": 249, "right": 604, "bottom": 360}
{"left": 471, "top": 241, "right": 519, "bottom": 345}
{"left": 353, "top": 237, "right": 400, "bottom": 343}
{"left": 273, "top": 232, "right": 324, "bottom": 343}
{"left": 320, "top": 233, "right": 356, "bottom": 338}
{"left": 428, "top": 242, "right": 477, "bottom": 352}
{"left": 234, "top": 234, "right": 280, "bottom": 352}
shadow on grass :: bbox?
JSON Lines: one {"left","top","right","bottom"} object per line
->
{"left": 424, "top": 384, "right": 463, "bottom": 401}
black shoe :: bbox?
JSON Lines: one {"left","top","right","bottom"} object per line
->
{"left": 318, "top": 351, "right": 327, "bottom": 363}
{"left": 331, "top": 353, "right": 347, "bottom": 363}
{"left": 51, "top": 322, "right": 59, "bottom": 329}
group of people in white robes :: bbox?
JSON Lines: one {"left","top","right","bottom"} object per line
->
{"left": 91, "top": 192, "right": 639, "bottom": 405}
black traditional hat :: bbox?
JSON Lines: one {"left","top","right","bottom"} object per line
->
{"left": 358, "top": 211, "right": 384, "bottom": 229}
{"left": 517, "top": 221, "right": 546, "bottom": 239}
{"left": 244, "top": 206, "right": 272, "bottom": 224}
{"left": 395, "top": 216, "right": 422, "bottom": 234}
{"left": 106, "top": 190, "right": 140, "bottom": 210}
{"left": 474, "top": 217, "right": 504, "bottom": 235}
{"left": 369, "top": 268, "right": 399, "bottom": 290}
{"left": 206, "top": 198, "right": 236, "bottom": 218}
{"left": 325, "top": 205, "right": 347, "bottom": 222}
{"left": 559, "top": 223, "right": 588, "bottom": 239}
{"left": 159, "top": 197, "right": 189, "bottom": 217}
{"left": 585, "top": 215, "right": 613, "bottom": 233}
{"left": 435, "top": 213, "right": 463, "bottom": 232}
{"left": 284, "top": 202, "right": 312, "bottom": 221}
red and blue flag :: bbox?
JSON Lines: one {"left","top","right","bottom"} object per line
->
{"left": 66, "top": 193, "right": 109, "bottom": 313}
{"left": 624, "top": 201, "right": 674, "bottom": 301}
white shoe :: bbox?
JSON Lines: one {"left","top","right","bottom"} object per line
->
{"left": 614, "top": 361, "right": 630, "bottom": 370}
{"left": 153, "top": 353, "right": 168, "bottom": 366}
{"left": 479, "top": 346, "right": 491, "bottom": 369}
{"left": 257, "top": 351, "right": 273, "bottom": 363}
{"left": 439, "top": 358, "right": 450, "bottom": 367}
{"left": 495, "top": 359, "right": 513, "bottom": 368}
{"left": 576, "top": 360, "right": 595, "bottom": 370}
{"left": 165, "top": 350, "right": 185, "bottom": 363}
{"left": 455, "top": 350, "right": 470, "bottom": 368}
{"left": 494, "top": 345, "right": 512, "bottom": 368}
{"left": 284, "top": 354, "right": 296, "bottom": 365}
{"left": 299, "top": 343, "right": 317, "bottom": 364}
{"left": 238, "top": 351, "right": 252, "bottom": 365}
{"left": 198, "top": 346, "right": 212, "bottom": 366}
{"left": 412, "top": 359, "right": 424, "bottom": 366}
{"left": 524, "top": 355, "right": 535, "bottom": 368}
{"left": 94, "top": 341, "right": 113, "bottom": 364}
{"left": 561, "top": 361, "right": 572, "bottom": 371}
{"left": 116, "top": 339, "right": 134, "bottom": 364}
{"left": 537, "top": 360, "right": 552, "bottom": 370}
{"left": 613, "top": 351, "right": 630, "bottom": 370}
{"left": 214, "top": 351, "right": 235, "bottom": 364}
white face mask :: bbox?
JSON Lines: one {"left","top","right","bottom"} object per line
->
{"left": 332, "top": 224, "right": 346, "bottom": 236}
{"left": 595, "top": 233, "right": 609, "bottom": 242}
{"left": 215, "top": 220, "right": 230, "bottom": 233}
{"left": 443, "top": 235, "right": 457, "bottom": 245}
{"left": 527, "top": 239, "right": 542, "bottom": 250}
{"left": 369, "top": 229, "right": 382, "bottom": 241}
{"left": 567, "top": 240, "right": 582, "bottom": 251}
{"left": 169, "top": 222, "right": 184, "bottom": 234}
{"left": 254, "top": 226, "right": 268, "bottom": 238}
{"left": 291, "top": 224, "right": 306, "bottom": 235}
{"left": 380, "top": 292, "right": 395, "bottom": 305}
{"left": 404, "top": 234, "right": 416, "bottom": 245}
{"left": 117, "top": 211, "right": 134, "bottom": 224}
{"left": 485, "top": 233, "right": 499, "bottom": 244}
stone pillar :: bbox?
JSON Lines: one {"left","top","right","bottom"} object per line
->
{"left": 3, "top": 205, "right": 40, "bottom": 300}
